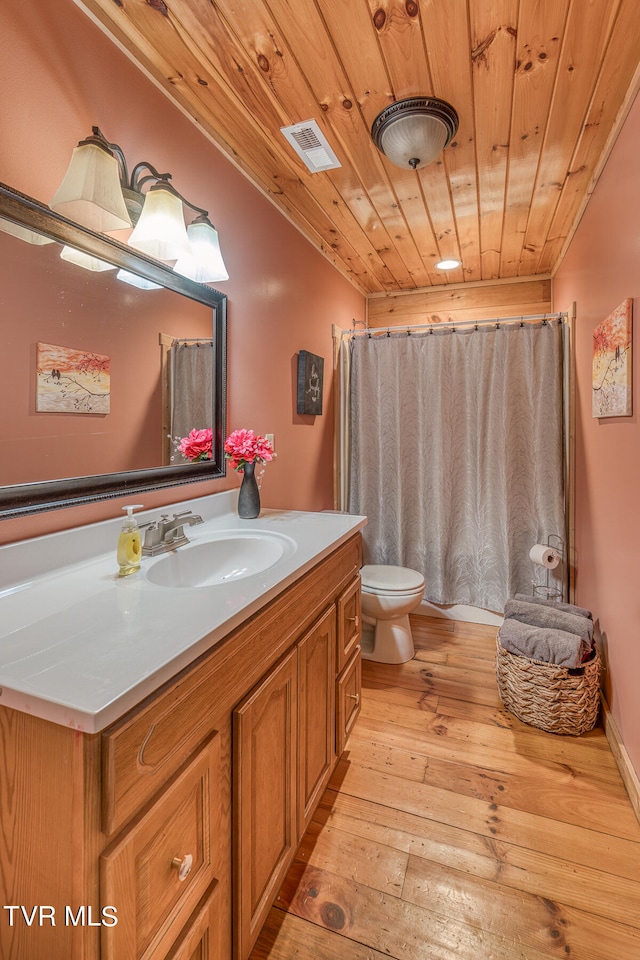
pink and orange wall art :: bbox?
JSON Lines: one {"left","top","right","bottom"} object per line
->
{"left": 592, "top": 297, "right": 633, "bottom": 418}
{"left": 36, "top": 342, "right": 110, "bottom": 414}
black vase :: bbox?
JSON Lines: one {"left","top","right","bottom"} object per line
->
{"left": 238, "top": 461, "right": 260, "bottom": 519}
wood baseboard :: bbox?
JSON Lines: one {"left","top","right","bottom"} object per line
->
{"left": 600, "top": 694, "right": 640, "bottom": 825}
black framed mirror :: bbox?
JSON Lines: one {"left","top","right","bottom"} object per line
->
{"left": 0, "top": 182, "right": 227, "bottom": 519}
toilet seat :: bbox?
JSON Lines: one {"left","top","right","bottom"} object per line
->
{"left": 361, "top": 564, "right": 425, "bottom": 595}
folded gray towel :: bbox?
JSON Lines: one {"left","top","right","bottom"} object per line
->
{"left": 514, "top": 593, "right": 592, "bottom": 620}
{"left": 499, "top": 618, "right": 589, "bottom": 667}
{"left": 504, "top": 598, "right": 593, "bottom": 647}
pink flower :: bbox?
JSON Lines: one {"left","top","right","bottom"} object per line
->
{"left": 224, "top": 429, "right": 274, "bottom": 472}
{"left": 178, "top": 428, "right": 213, "bottom": 461}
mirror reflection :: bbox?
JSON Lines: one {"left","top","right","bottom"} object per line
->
{"left": 0, "top": 182, "right": 227, "bottom": 519}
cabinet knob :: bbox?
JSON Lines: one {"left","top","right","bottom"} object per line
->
{"left": 347, "top": 615, "right": 360, "bottom": 627}
{"left": 348, "top": 693, "right": 360, "bottom": 704}
{"left": 171, "top": 853, "right": 193, "bottom": 881}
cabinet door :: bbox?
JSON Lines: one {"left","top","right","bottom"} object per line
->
{"left": 336, "top": 576, "right": 362, "bottom": 672}
{"left": 297, "top": 606, "right": 336, "bottom": 836}
{"left": 233, "top": 648, "right": 297, "bottom": 960}
{"left": 336, "top": 646, "right": 362, "bottom": 756}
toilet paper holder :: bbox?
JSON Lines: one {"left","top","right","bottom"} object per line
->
{"left": 531, "top": 533, "right": 564, "bottom": 601}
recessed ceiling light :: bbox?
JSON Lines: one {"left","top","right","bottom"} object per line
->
{"left": 435, "top": 258, "right": 461, "bottom": 270}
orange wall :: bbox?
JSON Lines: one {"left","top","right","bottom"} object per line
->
{"left": 0, "top": 0, "right": 364, "bottom": 544}
{"left": 554, "top": 94, "right": 640, "bottom": 777}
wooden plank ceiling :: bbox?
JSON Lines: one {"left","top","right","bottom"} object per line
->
{"left": 78, "top": 0, "right": 640, "bottom": 295}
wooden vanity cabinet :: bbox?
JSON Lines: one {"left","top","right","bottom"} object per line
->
{"left": 0, "top": 532, "right": 362, "bottom": 960}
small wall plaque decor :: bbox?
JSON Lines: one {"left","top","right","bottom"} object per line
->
{"left": 592, "top": 298, "right": 633, "bottom": 418}
{"left": 36, "top": 342, "right": 111, "bottom": 414}
{"left": 296, "top": 350, "right": 324, "bottom": 415}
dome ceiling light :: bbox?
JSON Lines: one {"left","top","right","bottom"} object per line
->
{"left": 371, "top": 97, "right": 459, "bottom": 171}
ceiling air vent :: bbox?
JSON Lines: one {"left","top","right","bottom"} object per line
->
{"left": 280, "top": 120, "right": 341, "bottom": 172}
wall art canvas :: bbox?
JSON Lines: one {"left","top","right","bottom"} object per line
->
{"left": 592, "top": 298, "right": 633, "bottom": 418}
{"left": 36, "top": 342, "right": 111, "bottom": 414}
{"left": 296, "top": 350, "right": 324, "bottom": 415}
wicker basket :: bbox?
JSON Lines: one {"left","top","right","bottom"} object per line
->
{"left": 495, "top": 637, "right": 601, "bottom": 735}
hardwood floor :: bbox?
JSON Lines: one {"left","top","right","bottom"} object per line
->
{"left": 249, "top": 615, "right": 640, "bottom": 959}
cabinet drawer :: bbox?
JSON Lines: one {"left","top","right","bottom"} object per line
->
{"left": 164, "top": 882, "right": 222, "bottom": 960}
{"left": 336, "top": 646, "right": 362, "bottom": 756}
{"left": 336, "top": 576, "right": 362, "bottom": 672}
{"left": 102, "top": 661, "right": 221, "bottom": 836}
{"left": 101, "top": 735, "right": 222, "bottom": 960}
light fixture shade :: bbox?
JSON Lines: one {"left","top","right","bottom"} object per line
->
{"left": 174, "top": 218, "right": 229, "bottom": 282}
{"left": 435, "top": 258, "right": 461, "bottom": 270}
{"left": 371, "top": 97, "right": 458, "bottom": 170}
{"left": 50, "top": 140, "right": 131, "bottom": 231}
{"left": 0, "top": 217, "right": 55, "bottom": 246}
{"left": 128, "top": 183, "right": 190, "bottom": 261}
{"left": 60, "top": 245, "right": 117, "bottom": 272}
{"left": 116, "top": 269, "right": 162, "bottom": 290}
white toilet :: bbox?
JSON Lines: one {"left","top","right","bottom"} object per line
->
{"left": 360, "top": 564, "right": 425, "bottom": 663}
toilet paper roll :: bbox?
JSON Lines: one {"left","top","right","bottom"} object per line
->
{"left": 529, "top": 544, "right": 561, "bottom": 569}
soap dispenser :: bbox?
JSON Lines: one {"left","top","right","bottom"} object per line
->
{"left": 117, "top": 504, "right": 143, "bottom": 577}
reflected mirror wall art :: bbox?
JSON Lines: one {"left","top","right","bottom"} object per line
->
{"left": 36, "top": 342, "right": 111, "bottom": 414}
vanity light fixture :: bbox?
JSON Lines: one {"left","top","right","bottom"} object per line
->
{"left": 174, "top": 216, "right": 229, "bottom": 282}
{"left": 371, "top": 97, "right": 458, "bottom": 171}
{"left": 49, "top": 130, "right": 132, "bottom": 231}
{"left": 128, "top": 178, "right": 191, "bottom": 261}
{"left": 127, "top": 171, "right": 229, "bottom": 282}
{"left": 435, "top": 258, "right": 461, "bottom": 270}
{"left": 49, "top": 127, "right": 229, "bottom": 282}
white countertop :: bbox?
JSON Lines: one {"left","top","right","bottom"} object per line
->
{"left": 0, "top": 492, "right": 366, "bottom": 733}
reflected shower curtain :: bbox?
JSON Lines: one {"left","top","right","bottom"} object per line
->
{"left": 347, "top": 322, "right": 565, "bottom": 611}
{"left": 169, "top": 340, "right": 214, "bottom": 460}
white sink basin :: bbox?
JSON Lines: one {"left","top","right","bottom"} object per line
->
{"left": 144, "top": 531, "right": 296, "bottom": 588}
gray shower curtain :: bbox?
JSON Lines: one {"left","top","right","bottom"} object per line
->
{"left": 169, "top": 340, "right": 214, "bottom": 460}
{"left": 347, "top": 321, "right": 565, "bottom": 611}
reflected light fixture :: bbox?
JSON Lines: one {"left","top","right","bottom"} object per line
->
{"left": 60, "top": 245, "right": 117, "bottom": 272}
{"left": 371, "top": 97, "right": 458, "bottom": 171}
{"left": 49, "top": 127, "right": 229, "bottom": 283}
{"left": 117, "top": 269, "right": 162, "bottom": 290}
{"left": 0, "top": 217, "right": 55, "bottom": 246}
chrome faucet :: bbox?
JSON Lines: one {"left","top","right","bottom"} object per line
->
{"left": 141, "top": 511, "right": 204, "bottom": 556}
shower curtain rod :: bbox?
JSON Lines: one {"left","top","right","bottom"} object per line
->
{"left": 341, "top": 311, "right": 568, "bottom": 338}
{"left": 172, "top": 337, "right": 214, "bottom": 343}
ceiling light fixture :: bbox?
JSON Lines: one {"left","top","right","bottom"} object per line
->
{"left": 435, "top": 258, "right": 461, "bottom": 270}
{"left": 48, "top": 127, "right": 228, "bottom": 283}
{"left": 371, "top": 97, "right": 458, "bottom": 171}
